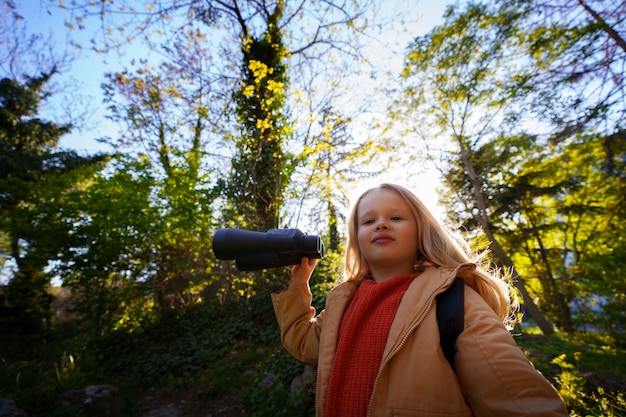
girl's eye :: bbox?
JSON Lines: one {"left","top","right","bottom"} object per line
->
{"left": 391, "top": 216, "right": 403, "bottom": 221}
{"left": 362, "top": 219, "right": 375, "bottom": 225}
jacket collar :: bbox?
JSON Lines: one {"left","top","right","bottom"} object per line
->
{"left": 385, "top": 264, "right": 476, "bottom": 357}
{"left": 326, "top": 263, "right": 476, "bottom": 357}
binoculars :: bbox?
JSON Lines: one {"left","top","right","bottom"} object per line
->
{"left": 212, "top": 228, "right": 325, "bottom": 271}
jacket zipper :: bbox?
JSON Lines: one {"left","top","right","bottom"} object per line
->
{"left": 366, "top": 295, "right": 436, "bottom": 416}
{"left": 316, "top": 313, "right": 324, "bottom": 417}
{"left": 316, "top": 362, "right": 322, "bottom": 417}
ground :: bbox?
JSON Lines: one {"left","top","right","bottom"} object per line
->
{"left": 140, "top": 392, "right": 244, "bottom": 417}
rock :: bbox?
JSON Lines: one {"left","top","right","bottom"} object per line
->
{"left": 261, "top": 370, "right": 275, "bottom": 388}
{"left": 0, "top": 399, "right": 28, "bottom": 417}
{"left": 57, "top": 385, "right": 125, "bottom": 417}
{"left": 291, "top": 364, "right": 316, "bottom": 393}
{"left": 142, "top": 404, "right": 182, "bottom": 417}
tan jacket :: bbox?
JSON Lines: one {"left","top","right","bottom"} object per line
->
{"left": 272, "top": 264, "right": 568, "bottom": 417}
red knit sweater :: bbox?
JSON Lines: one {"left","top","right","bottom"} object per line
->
{"left": 325, "top": 274, "right": 416, "bottom": 417}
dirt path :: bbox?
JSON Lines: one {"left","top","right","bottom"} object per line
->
{"left": 140, "top": 392, "right": 244, "bottom": 417}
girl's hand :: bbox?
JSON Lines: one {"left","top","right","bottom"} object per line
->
{"left": 289, "top": 257, "right": 317, "bottom": 290}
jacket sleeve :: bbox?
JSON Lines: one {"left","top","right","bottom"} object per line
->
{"left": 455, "top": 287, "right": 568, "bottom": 417}
{"left": 271, "top": 284, "right": 324, "bottom": 365}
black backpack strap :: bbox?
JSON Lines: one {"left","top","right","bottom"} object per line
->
{"left": 436, "top": 277, "right": 465, "bottom": 372}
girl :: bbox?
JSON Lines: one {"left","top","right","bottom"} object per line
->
{"left": 272, "top": 183, "right": 567, "bottom": 416}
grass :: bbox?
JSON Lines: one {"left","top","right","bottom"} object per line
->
{"left": 515, "top": 330, "right": 626, "bottom": 416}
{"left": 1, "top": 296, "right": 625, "bottom": 417}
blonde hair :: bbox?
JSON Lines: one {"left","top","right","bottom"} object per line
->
{"left": 343, "top": 183, "right": 513, "bottom": 321}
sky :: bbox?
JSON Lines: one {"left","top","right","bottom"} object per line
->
{"left": 18, "top": 0, "right": 450, "bottom": 216}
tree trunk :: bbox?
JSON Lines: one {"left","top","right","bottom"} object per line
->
{"left": 525, "top": 213, "right": 575, "bottom": 332}
{"left": 458, "top": 139, "right": 555, "bottom": 335}
{"left": 485, "top": 238, "right": 555, "bottom": 335}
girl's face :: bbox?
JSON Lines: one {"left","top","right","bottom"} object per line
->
{"left": 356, "top": 188, "right": 419, "bottom": 281}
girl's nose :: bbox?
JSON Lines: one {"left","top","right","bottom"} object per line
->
{"left": 376, "top": 223, "right": 388, "bottom": 230}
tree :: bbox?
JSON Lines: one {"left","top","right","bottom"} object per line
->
{"left": 94, "top": 28, "right": 222, "bottom": 318}
{"left": 504, "top": 134, "right": 626, "bottom": 332}
{"left": 58, "top": 0, "right": 394, "bottom": 285}
{"left": 395, "top": 2, "right": 555, "bottom": 334}
{"left": 286, "top": 104, "right": 383, "bottom": 249}
{"left": 452, "top": 0, "right": 626, "bottom": 332}
{"left": 395, "top": 0, "right": 626, "bottom": 333}
{"left": 0, "top": 2, "right": 110, "bottom": 334}
{"left": 55, "top": 156, "right": 161, "bottom": 334}
{"left": 498, "top": 0, "right": 626, "bottom": 141}
{"left": 0, "top": 72, "right": 108, "bottom": 333}
{"left": 54, "top": 0, "right": 393, "bottom": 231}
{"left": 225, "top": 0, "right": 292, "bottom": 233}
{"left": 44, "top": 0, "right": 429, "bottom": 308}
